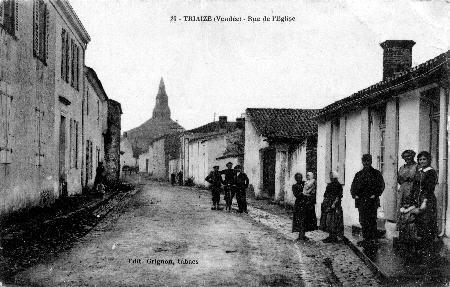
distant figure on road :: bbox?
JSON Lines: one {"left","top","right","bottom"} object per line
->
{"left": 221, "top": 162, "right": 237, "bottom": 212}
{"left": 171, "top": 172, "right": 176, "bottom": 185}
{"left": 177, "top": 171, "right": 183, "bottom": 186}
{"left": 234, "top": 165, "right": 249, "bottom": 213}
{"left": 94, "top": 162, "right": 105, "bottom": 193}
{"left": 351, "top": 154, "right": 385, "bottom": 247}
{"left": 205, "top": 166, "right": 223, "bottom": 210}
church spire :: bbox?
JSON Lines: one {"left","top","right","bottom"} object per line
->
{"left": 152, "top": 77, "right": 171, "bottom": 120}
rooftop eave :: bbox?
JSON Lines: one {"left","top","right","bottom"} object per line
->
{"left": 54, "top": 0, "right": 91, "bottom": 46}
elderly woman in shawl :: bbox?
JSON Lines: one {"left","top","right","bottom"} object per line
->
{"left": 320, "top": 171, "right": 344, "bottom": 243}
{"left": 397, "top": 150, "right": 418, "bottom": 217}
{"left": 292, "top": 172, "right": 317, "bottom": 241}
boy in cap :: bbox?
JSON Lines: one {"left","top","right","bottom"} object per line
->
{"left": 221, "top": 162, "right": 237, "bottom": 211}
{"left": 234, "top": 165, "right": 249, "bottom": 213}
{"left": 205, "top": 165, "right": 223, "bottom": 210}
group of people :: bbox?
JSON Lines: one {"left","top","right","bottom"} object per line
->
{"left": 205, "top": 162, "right": 249, "bottom": 213}
{"left": 292, "top": 151, "right": 438, "bottom": 250}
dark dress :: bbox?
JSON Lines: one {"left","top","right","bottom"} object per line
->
{"left": 411, "top": 166, "right": 438, "bottom": 242}
{"left": 320, "top": 181, "right": 344, "bottom": 237}
{"left": 292, "top": 182, "right": 317, "bottom": 233}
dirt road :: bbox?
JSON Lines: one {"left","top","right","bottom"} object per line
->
{"left": 12, "top": 181, "right": 308, "bottom": 287}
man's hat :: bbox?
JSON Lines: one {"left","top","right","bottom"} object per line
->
{"left": 213, "top": 165, "right": 219, "bottom": 169}
{"left": 226, "top": 162, "right": 233, "bottom": 166}
{"left": 234, "top": 165, "right": 242, "bottom": 170}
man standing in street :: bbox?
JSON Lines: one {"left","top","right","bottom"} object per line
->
{"left": 221, "top": 162, "right": 237, "bottom": 212}
{"left": 205, "top": 166, "right": 223, "bottom": 210}
{"left": 351, "top": 154, "right": 385, "bottom": 246}
{"left": 234, "top": 165, "right": 249, "bottom": 213}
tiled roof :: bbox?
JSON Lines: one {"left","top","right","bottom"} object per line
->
{"left": 185, "top": 121, "right": 237, "bottom": 134}
{"left": 317, "top": 50, "right": 450, "bottom": 119}
{"left": 246, "top": 108, "right": 319, "bottom": 140}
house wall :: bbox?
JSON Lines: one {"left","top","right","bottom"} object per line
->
{"left": 104, "top": 100, "right": 121, "bottom": 186}
{"left": 151, "top": 138, "right": 166, "bottom": 179}
{"left": 0, "top": 0, "right": 91, "bottom": 215}
{"left": 317, "top": 84, "right": 450, "bottom": 231}
{"left": 244, "top": 116, "right": 268, "bottom": 196}
{"left": 282, "top": 143, "right": 307, "bottom": 206}
{"left": 83, "top": 77, "right": 106, "bottom": 188}
{"left": 120, "top": 136, "right": 135, "bottom": 171}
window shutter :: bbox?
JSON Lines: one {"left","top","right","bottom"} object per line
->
{"left": 0, "top": 1, "right": 4, "bottom": 26}
{"left": 38, "top": 0, "right": 45, "bottom": 60}
{"left": 14, "top": 0, "right": 17, "bottom": 33}
{"left": 65, "top": 34, "right": 69, "bottom": 82}
{"left": 61, "top": 30, "right": 65, "bottom": 79}
{"left": 5, "top": 95, "right": 12, "bottom": 163}
{"left": 33, "top": 0, "right": 39, "bottom": 57}
{"left": 44, "top": 5, "right": 48, "bottom": 61}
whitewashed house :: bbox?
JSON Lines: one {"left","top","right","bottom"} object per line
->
{"left": 315, "top": 40, "right": 450, "bottom": 236}
{"left": 244, "top": 108, "right": 319, "bottom": 205}
{"left": 180, "top": 116, "right": 244, "bottom": 186}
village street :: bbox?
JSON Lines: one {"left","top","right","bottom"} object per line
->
{"left": 9, "top": 178, "right": 382, "bottom": 287}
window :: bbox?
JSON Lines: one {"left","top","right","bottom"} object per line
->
{"left": 33, "top": 0, "right": 48, "bottom": 64}
{"left": 34, "top": 106, "right": 44, "bottom": 166}
{"left": 86, "top": 88, "right": 89, "bottom": 115}
{"left": 70, "top": 39, "right": 75, "bottom": 87}
{"left": 75, "top": 120, "right": 79, "bottom": 168}
{"left": 379, "top": 130, "right": 385, "bottom": 173}
{"left": 328, "top": 117, "right": 346, "bottom": 183}
{"left": 0, "top": 0, "right": 18, "bottom": 37}
{"left": 69, "top": 119, "right": 73, "bottom": 167}
{"left": 0, "top": 92, "right": 12, "bottom": 164}
{"left": 97, "top": 99, "right": 99, "bottom": 124}
{"left": 61, "top": 29, "right": 70, "bottom": 83}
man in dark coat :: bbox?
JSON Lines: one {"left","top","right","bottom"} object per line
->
{"left": 221, "top": 162, "right": 236, "bottom": 211}
{"left": 350, "top": 154, "right": 385, "bottom": 246}
{"left": 234, "top": 165, "right": 249, "bottom": 213}
{"left": 94, "top": 162, "right": 105, "bottom": 191}
{"left": 177, "top": 170, "right": 183, "bottom": 186}
{"left": 205, "top": 166, "right": 223, "bottom": 210}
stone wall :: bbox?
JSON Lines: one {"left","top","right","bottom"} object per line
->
{"left": 105, "top": 100, "right": 122, "bottom": 186}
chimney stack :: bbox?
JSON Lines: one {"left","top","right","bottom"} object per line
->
{"left": 380, "top": 40, "right": 415, "bottom": 80}
{"left": 218, "top": 116, "right": 227, "bottom": 129}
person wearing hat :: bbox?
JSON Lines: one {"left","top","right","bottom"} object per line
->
{"left": 350, "top": 154, "right": 385, "bottom": 246}
{"left": 221, "top": 162, "right": 237, "bottom": 211}
{"left": 234, "top": 165, "right": 249, "bottom": 213}
{"left": 397, "top": 150, "right": 417, "bottom": 218}
{"left": 205, "top": 165, "right": 223, "bottom": 210}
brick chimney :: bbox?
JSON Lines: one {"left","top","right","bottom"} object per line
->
{"left": 380, "top": 40, "right": 415, "bottom": 80}
{"left": 218, "top": 116, "right": 227, "bottom": 130}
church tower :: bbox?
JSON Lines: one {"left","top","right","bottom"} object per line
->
{"left": 152, "top": 78, "right": 171, "bottom": 120}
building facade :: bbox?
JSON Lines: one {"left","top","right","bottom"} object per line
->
{"left": 0, "top": 0, "right": 121, "bottom": 216}
{"left": 83, "top": 66, "right": 108, "bottom": 189}
{"left": 180, "top": 116, "right": 244, "bottom": 186}
{"left": 316, "top": 41, "right": 450, "bottom": 236}
{"left": 244, "top": 108, "right": 318, "bottom": 205}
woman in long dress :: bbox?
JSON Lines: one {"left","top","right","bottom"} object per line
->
{"left": 397, "top": 150, "right": 417, "bottom": 217}
{"left": 292, "top": 172, "right": 317, "bottom": 241}
{"left": 320, "top": 171, "right": 344, "bottom": 243}
{"left": 411, "top": 151, "right": 438, "bottom": 246}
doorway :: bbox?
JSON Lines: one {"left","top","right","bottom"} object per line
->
{"left": 262, "top": 147, "right": 276, "bottom": 197}
{"left": 59, "top": 115, "right": 67, "bottom": 197}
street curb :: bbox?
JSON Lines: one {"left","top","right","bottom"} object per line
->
{"left": 341, "top": 236, "right": 388, "bottom": 283}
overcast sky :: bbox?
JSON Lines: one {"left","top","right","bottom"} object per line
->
{"left": 70, "top": 0, "right": 449, "bottom": 131}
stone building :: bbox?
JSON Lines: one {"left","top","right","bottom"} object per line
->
{"left": 180, "top": 116, "right": 244, "bottom": 186}
{"left": 0, "top": 0, "right": 90, "bottom": 215}
{"left": 104, "top": 99, "right": 122, "bottom": 186}
{"left": 138, "top": 132, "right": 181, "bottom": 180}
{"left": 244, "top": 108, "right": 318, "bottom": 205}
{"left": 83, "top": 66, "right": 108, "bottom": 189}
{"left": 119, "top": 132, "right": 136, "bottom": 174}
{"left": 315, "top": 41, "right": 450, "bottom": 236}
{"left": 0, "top": 0, "right": 121, "bottom": 215}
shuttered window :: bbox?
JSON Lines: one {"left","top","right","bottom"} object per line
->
{"left": 33, "top": 0, "right": 48, "bottom": 64}
{"left": 0, "top": 92, "right": 13, "bottom": 164}
{"left": 61, "top": 29, "right": 66, "bottom": 80}
{"left": 1, "top": 0, "right": 17, "bottom": 37}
